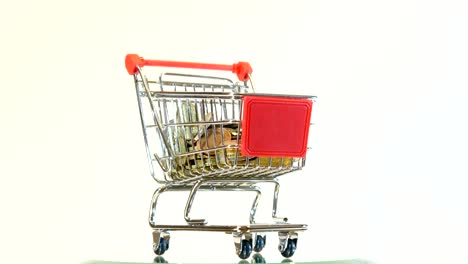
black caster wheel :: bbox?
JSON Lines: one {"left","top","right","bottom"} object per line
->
{"left": 252, "top": 253, "right": 266, "bottom": 263}
{"left": 237, "top": 239, "right": 253, "bottom": 259}
{"left": 254, "top": 235, "right": 266, "bottom": 252}
{"left": 153, "top": 237, "right": 169, "bottom": 255}
{"left": 279, "top": 238, "right": 297, "bottom": 258}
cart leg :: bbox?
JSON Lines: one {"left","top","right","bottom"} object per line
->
{"left": 184, "top": 180, "right": 207, "bottom": 225}
{"left": 249, "top": 188, "right": 262, "bottom": 224}
{"left": 149, "top": 185, "right": 170, "bottom": 227}
{"left": 272, "top": 181, "right": 288, "bottom": 223}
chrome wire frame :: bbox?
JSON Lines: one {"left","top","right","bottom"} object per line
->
{"left": 148, "top": 179, "right": 288, "bottom": 227}
{"left": 133, "top": 66, "right": 311, "bottom": 227}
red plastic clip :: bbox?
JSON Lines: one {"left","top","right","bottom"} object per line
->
{"left": 232, "top": 62, "right": 253, "bottom": 82}
{"left": 125, "top": 54, "right": 144, "bottom": 75}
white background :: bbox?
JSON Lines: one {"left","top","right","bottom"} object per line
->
{"left": 1, "top": 1, "right": 467, "bottom": 263}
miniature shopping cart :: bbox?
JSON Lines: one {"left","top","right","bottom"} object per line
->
{"left": 125, "top": 54, "right": 316, "bottom": 259}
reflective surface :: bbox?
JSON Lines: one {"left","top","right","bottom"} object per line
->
{"left": 85, "top": 256, "right": 372, "bottom": 264}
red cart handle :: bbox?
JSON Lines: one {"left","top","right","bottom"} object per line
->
{"left": 125, "top": 54, "right": 252, "bottom": 81}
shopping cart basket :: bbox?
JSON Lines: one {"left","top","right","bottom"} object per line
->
{"left": 125, "top": 54, "right": 316, "bottom": 259}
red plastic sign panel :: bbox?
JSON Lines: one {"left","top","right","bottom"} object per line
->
{"left": 241, "top": 96, "right": 313, "bottom": 157}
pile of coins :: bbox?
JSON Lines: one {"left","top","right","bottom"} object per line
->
{"left": 164, "top": 102, "right": 295, "bottom": 176}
